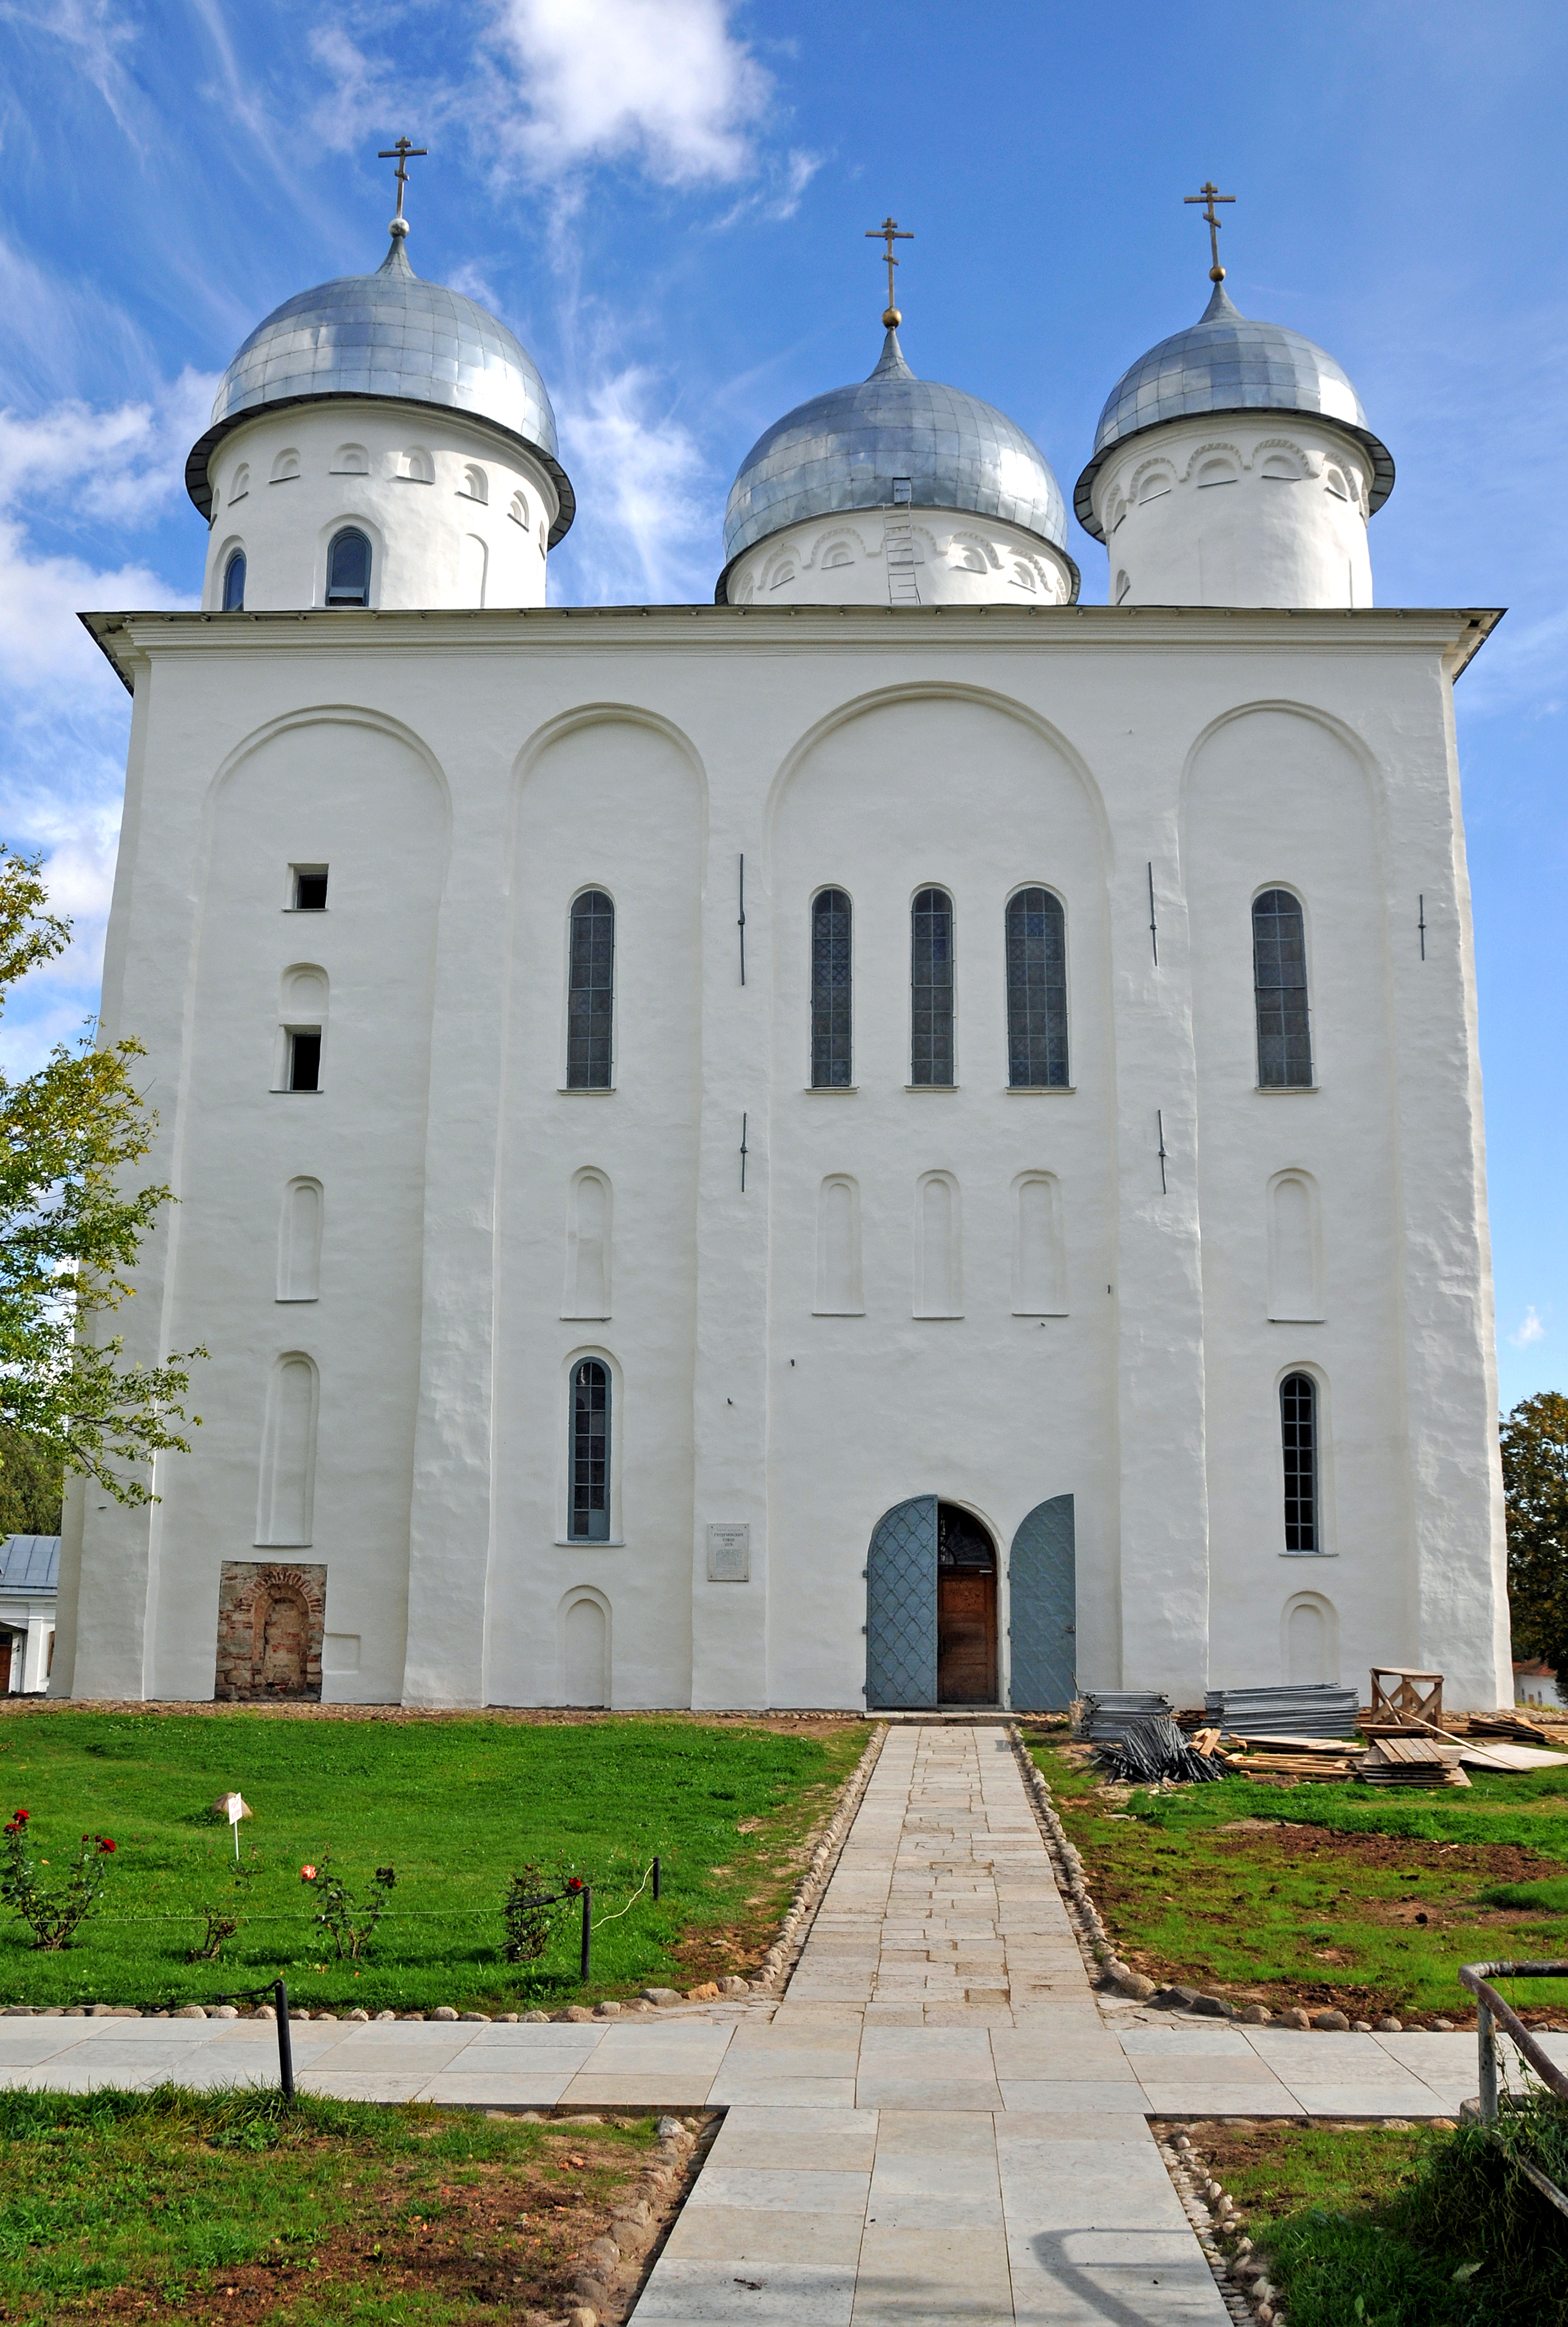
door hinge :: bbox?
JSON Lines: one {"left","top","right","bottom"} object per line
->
{"left": 860, "top": 1625, "right": 868, "bottom": 1635}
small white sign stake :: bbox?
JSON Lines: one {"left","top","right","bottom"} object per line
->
{"left": 211, "top": 1791, "right": 252, "bottom": 1861}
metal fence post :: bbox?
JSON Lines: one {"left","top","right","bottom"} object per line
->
{"left": 1478, "top": 1994, "right": 1498, "bottom": 2122}
{"left": 653, "top": 1856, "right": 661, "bottom": 1903}
{"left": 275, "top": 1977, "right": 295, "bottom": 2101}
{"left": 581, "top": 1886, "right": 592, "bottom": 1983}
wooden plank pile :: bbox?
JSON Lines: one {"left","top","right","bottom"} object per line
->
{"left": 1357, "top": 1734, "right": 1470, "bottom": 1788}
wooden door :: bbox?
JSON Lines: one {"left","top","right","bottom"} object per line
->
{"left": 0, "top": 1638, "right": 11, "bottom": 1695}
{"left": 938, "top": 1569, "right": 996, "bottom": 1704}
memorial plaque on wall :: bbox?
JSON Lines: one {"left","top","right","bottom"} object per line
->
{"left": 706, "top": 1523, "right": 751, "bottom": 1582}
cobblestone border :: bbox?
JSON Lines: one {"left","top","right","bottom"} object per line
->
{"left": 1007, "top": 1723, "right": 1127, "bottom": 1990}
{"left": 1159, "top": 2124, "right": 1289, "bottom": 2326}
{"left": 750, "top": 1720, "right": 889, "bottom": 1994}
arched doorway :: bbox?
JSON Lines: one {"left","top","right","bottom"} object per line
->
{"left": 937, "top": 1504, "right": 997, "bottom": 1705}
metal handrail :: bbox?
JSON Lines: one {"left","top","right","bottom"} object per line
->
{"left": 1458, "top": 1959, "right": 1568, "bottom": 2222}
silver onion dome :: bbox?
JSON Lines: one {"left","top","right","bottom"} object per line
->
{"left": 718, "top": 329, "right": 1077, "bottom": 602}
{"left": 185, "top": 233, "right": 574, "bottom": 541}
{"left": 1073, "top": 281, "right": 1393, "bottom": 541}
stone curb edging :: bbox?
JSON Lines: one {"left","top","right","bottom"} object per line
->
{"left": 749, "top": 1720, "right": 889, "bottom": 1995}
{"left": 1006, "top": 1730, "right": 1454, "bottom": 2035}
{"left": 1162, "top": 2126, "right": 1288, "bottom": 2326}
{"left": 1007, "top": 1724, "right": 1126, "bottom": 1992}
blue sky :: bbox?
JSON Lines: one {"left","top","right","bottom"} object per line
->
{"left": 1, "top": 0, "right": 1564, "bottom": 1406}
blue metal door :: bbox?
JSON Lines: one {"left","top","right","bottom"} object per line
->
{"left": 1008, "top": 1495, "right": 1076, "bottom": 1709}
{"left": 866, "top": 1496, "right": 938, "bottom": 1709}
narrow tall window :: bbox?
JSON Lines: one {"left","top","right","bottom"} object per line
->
{"left": 1253, "top": 889, "right": 1312, "bottom": 1087}
{"left": 1280, "top": 1372, "right": 1318, "bottom": 1553}
{"left": 288, "top": 1032, "right": 321, "bottom": 1091}
{"left": 1005, "top": 888, "right": 1069, "bottom": 1087}
{"left": 911, "top": 887, "right": 954, "bottom": 1085}
{"left": 222, "top": 551, "right": 246, "bottom": 612}
{"left": 566, "top": 891, "right": 615, "bottom": 1089}
{"left": 326, "top": 528, "right": 371, "bottom": 608}
{"left": 810, "top": 889, "right": 852, "bottom": 1087}
{"left": 569, "top": 1358, "right": 610, "bottom": 1542}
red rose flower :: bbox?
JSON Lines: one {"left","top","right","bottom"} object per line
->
{"left": 98, "top": 1838, "right": 117, "bottom": 1854}
{"left": 301, "top": 1864, "right": 317, "bottom": 1882}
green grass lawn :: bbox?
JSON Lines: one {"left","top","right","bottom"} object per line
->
{"left": 1025, "top": 1737, "right": 1568, "bottom": 2018}
{"left": 0, "top": 1710, "right": 866, "bottom": 2013}
{"left": 1188, "top": 2112, "right": 1568, "bottom": 2326}
{"left": 0, "top": 2085, "right": 659, "bottom": 2323}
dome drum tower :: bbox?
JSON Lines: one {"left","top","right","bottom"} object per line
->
{"left": 187, "top": 227, "right": 572, "bottom": 616}
{"left": 715, "top": 324, "right": 1079, "bottom": 610}
{"left": 1074, "top": 280, "right": 1394, "bottom": 611}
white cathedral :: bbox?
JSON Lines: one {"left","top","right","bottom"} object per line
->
{"left": 51, "top": 181, "right": 1511, "bottom": 1713}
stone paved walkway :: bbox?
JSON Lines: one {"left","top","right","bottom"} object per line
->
{"left": 633, "top": 1721, "right": 1234, "bottom": 2323}
{"left": 0, "top": 1723, "right": 1545, "bottom": 2321}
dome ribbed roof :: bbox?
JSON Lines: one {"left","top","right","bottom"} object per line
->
{"left": 186, "top": 235, "right": 573, "bottom": 540}
{"left": 1074, "top": 282, "right": 1393, "bottom": 540}
{"left": 719, "top": 329, "right": 1075, "bottom": 597}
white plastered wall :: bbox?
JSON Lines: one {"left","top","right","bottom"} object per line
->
{"left": 201, "top": 402, "right": 560, "bottom": 612}
{"left": 724, "top": 511, "right": 1076, "bottom": 609}
{"left": 1090, "top": 416, "right": 1375, "bottom": 609}
{"left": 60, "top": 604, "right": 1511, "bottom": 1710}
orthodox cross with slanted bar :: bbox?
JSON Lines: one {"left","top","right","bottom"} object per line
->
{"left": 379, "top": 137, "right": 428, "bottom": 223}
{"left": 1185, "top": 181, "right": 1234, "bottom": 282}
{"left": 866, "top": 215, "right": 912, "bottom": 327}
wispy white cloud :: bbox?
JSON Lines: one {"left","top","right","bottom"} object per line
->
{"left": 0, "top": 365, "right": 210, "bottom": 1067}
{"left": 715, "top": 145, "right": 824, "bottom": 228}
{"left": 0, "top": 0, "right": 142, "bottom": 141}
{"left": 485, "top": 0, "right": 770, "bottom": 188}
{"left": 305, "top": 20, "right": 405, "bottom": 156}
{"left": 1511, "top": 1306, "right": 1547, "bottom": 1348}
{"left": 555, "top": 367, "right": 717, "bottom": 603}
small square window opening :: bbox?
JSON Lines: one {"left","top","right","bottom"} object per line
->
{"left": 293, "top": 868, "right": 328, "bottom": 911}
{"left": 288, "top": 1031, "right": 322, "bottom": 1092}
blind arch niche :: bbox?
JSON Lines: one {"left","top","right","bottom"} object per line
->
{"left": 256, "top": 1353, "right": 319, "bottom": 1547}
{"left": 1268, "top": 1170, "right": 1323, "bottom": 1320}
{"left": 277, "top": 1177, "right": 323, "bottom": 1301}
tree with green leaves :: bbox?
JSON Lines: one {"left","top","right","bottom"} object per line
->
{"left": 0, "top": 846, "right": 202, "bottom": 1512}
{"left": 1500, "top": 1390, "right": 1568, "bottom": 1685}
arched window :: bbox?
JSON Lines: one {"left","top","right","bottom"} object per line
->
{"left": 221, "top": 551, "right": 246, "bottom": 612}
{"left": 1280, "top": 1372, "right": 1318, "bottom": 1553}
{"left": 569, "top": 1359, "right": 610, "bottom": 1542}
{"left": 811, "top": 889, "right": 852, "bottom": 1087}
{"left": 1253, "top": 889, "right": 1312, "bottom": 1087}
{"left": 911, "top": 887, "right": 954, "bottom": 1085}
{"left": 567, "top": 891, "right": 615, "bottom": 1089}
{"left": 1005, "top": 888, "right": 1068, "bottom": 1087}
{"left": 326, "top": 528, "right": 371, "bottom": 608}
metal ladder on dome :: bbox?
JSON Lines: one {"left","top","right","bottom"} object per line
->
{"left": 885, "top": 477, "right": 921, "bottom": 605}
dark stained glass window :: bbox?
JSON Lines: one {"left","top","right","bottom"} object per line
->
{"left": 1254, "top": 889, "right": 1313, "bottom": 1088}
{"left": 811, "top": 889, "right": 852, "bottom": 1087}
{"left": 326, "top": 528, "right": 371, "bottom": 607}
{"left": 911, "top": 887, "right": 954, "bottom": 1086}
{"left": 569, "top": 1358, "right": 610, "bottom": 1541}
{"left": 1005, "top": 887, "right": 1069, "bottom": 1087}
{"left": 222, "top": 551, "right": 246, "bottom": 611}
{"left": 1281, "top": 1372, "right": 1318, "bottom": 1553}
{"left": 567, "top": 891, "right": 615, "bottom": 1089}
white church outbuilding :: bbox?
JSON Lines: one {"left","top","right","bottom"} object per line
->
{"left": 52, "top": 190, "right": 1511, "bottom": 1713}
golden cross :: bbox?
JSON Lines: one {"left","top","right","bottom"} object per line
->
{"left": 378, "top": 136, "right": 428, "bottom": 223}
{"left": 1184, "top": 180, "right": 1234, "bottom": 282}
{"left": 866, "top": 215, "right": 912, "bottom": 327}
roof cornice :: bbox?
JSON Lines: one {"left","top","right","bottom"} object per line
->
{"left": 78, "top": 602, "right": 1505, "bottom": 696}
